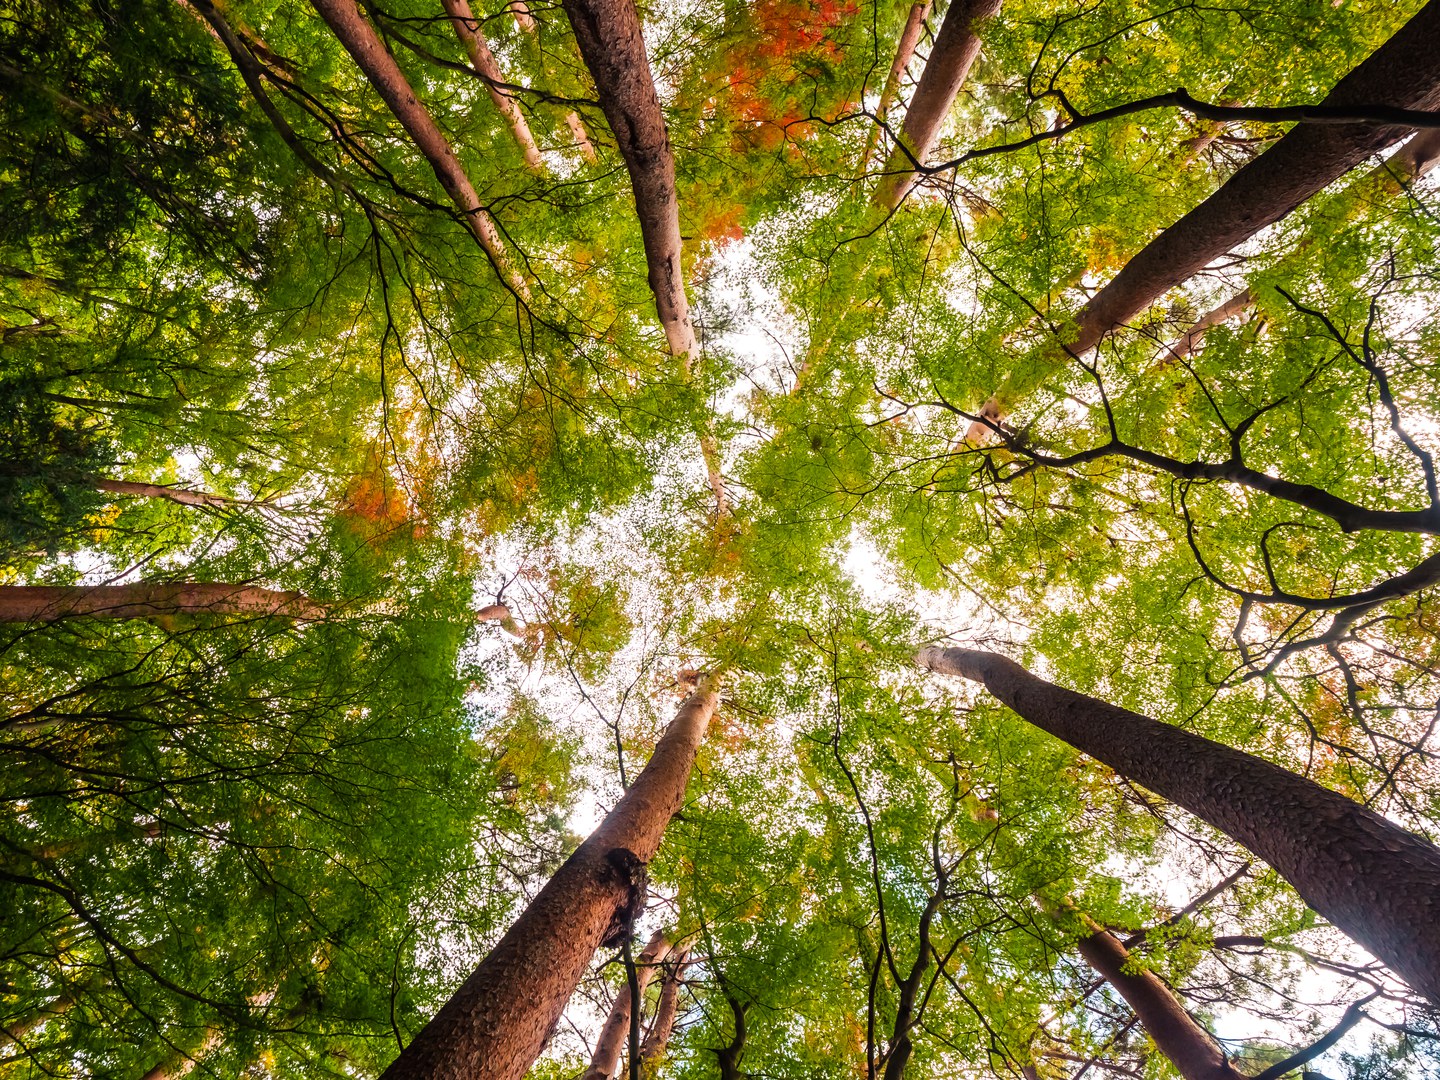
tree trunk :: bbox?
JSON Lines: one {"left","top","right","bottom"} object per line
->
{"left": 1162, "top": 127, "right": 1440, "bottom": 362}
{"left": 861, "top": 2, "right": 932, "bottom": 170}
{"left": 874, "top": 0, "right": 1003, "bottom": 209}
{"left": 1071, "top": 917, "right": 1246, "bottom": 1080}
{"left": 583, "top": 929, "right": 673, "bottom": 1080}
{"left": 714, "top": 993, "right": 747, "bottom": 1080}
{"left": 378, "top": 676, "right": 720, "bottom": 1080}
{"left": 307, "top": 0, "right": 528, "bottom": 297}
{"left": 508, "top": 0, "right": 599, "bottom": 161}
{"left": 89, "top": 477, "right": 242, "bottom": 508}
{"left": 639, "top": 945, "right": 690, "bottom": 1066}
{"left": 561, "top": 0, "right": 696, "bottom": 357}
{"left": 0, "top": 584, "right": 328, "bottom": 623}
{"left": 441, "top": 0, "right": 545, "bottom": 171}
{"left": 969, "top": 0, "right": 1440, "bottom": 436}
{"left": 917, "top": 647, "right": 1440, "bottom": 1005}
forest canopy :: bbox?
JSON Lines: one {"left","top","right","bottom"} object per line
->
{"left": 2, "top": 1, "right": 1440, "bottom": 1078}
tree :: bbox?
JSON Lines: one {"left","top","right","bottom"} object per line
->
{"left": 917, "top": 646, "right": 1440, "bottom": 1005}
{"left": 378, "top": 676, "right": 719, "bottom": 1080}
{"left": 7, "top": 0, "right": 1440, "bottom": 1077}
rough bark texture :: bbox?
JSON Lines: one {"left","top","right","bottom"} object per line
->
{"left": 875, "top": 0, "right": 1003, "bottom": 208}
{"left": 862, "top": 2, "right": 932, "bottom": 169}
{"left": 1073, "top": 920, "right": 1246, "bottom": 1080}
{"left": 1065, "top": 0, "right": 1440, "bottom": 360}
{"left": 308, "top": 0, "right": 527, "bottom": 296}
{"left": 0, "top": 584, "right": 328, "bottom": 623}
{"left": 917, "top": 647, "right": 1440, "bottom": 1005}
{"left": 378, "top": 677, "right": 720, "bottom": 1080}
{"left": 639, "top": 945, "right": 690, "bottom": 1065}
{"left": 561, "top": 0, "right": 696, "bottom": 356}
{"left": 441, "top": 0, "right": 544, "bottom": 170}
{"left": 1162, "top": 126, "right": 1440, "bottom": 361}
{"left": 583, "top": 929, "right": 673, "bottom": 1080}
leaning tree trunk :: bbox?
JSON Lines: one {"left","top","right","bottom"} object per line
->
{"left": 308, "top": 0, "right": 527, "bottom": 297}
{"left": 917, "top": 647, "right": 1440, "bottom": 1005}
{"left": 561, "top": 0, "right": 696, "bottom": 357}
{"left": 874, "top": 0, "right": 1003, "bottom": 209}
{"left": 1069, "top": 915, "right": 1246, "bottom": 1080}
{"left": 861, "top": 2, "right": 932, "bottom": 170}
{"left": 969, "top": 0, "right": 1440, "bottom": 436}
{"left": 441, "top": 0, "right": 545, "bottom": 171}
{"left": 378, "top": 676, "right": 720, "bottom": 1080}
{"left": 1161, "top": 126, "right": 1440, "bottom": 361}
{"left": 582, "top": 929, "right": 673, "bottom": 1080}
{"left": 0, "top": 584, "right": 327, "bottom": 623}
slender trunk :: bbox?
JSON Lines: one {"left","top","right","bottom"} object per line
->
{"left": 561, "top": 0, "right": 696, "bottom": 356}
{"left": 441, "top": 0, "right": 545, "bottom": 171}
{"left": 970, "top": 0, "right": 1440, "bottom": 436}
{"left": 307, "top": 0, "right": 528, "bottom": 298}
{"left": 583, "top": 929, "right": 673, "bottom": 1080}
{"left": 917, "top": 647, "right": 1440, "bottom": 1005}
{"left": 508, "top": 0, "right": 598, "bottom": 161}
{"left": 0, "top": 584, "right": 327, "bottom": 623}
{"left": 378, "top": 676, "right": 720, "bottom": 1080}
{"left": 1071, "top": 918, "right": 1246, "bottom": 1080}
{"left": 874, "top": 0, "right": 1003, "bottom": 209}
{"left": 714, "top": 994, "right": 747, "bottom": 1080}
{"left": 1162, "top": 127, "right": 1440, "bottom": 361}
{"left": 861, "top": 2, "right": 932, "bottom": 170}
{"left": 639, "top": 945, "right": 690, "bottom": 1066}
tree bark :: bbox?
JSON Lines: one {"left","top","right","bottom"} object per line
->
{"left": 378, "top": 676, "right": 720, "bottom": 1080}
{"left": 917, "top": 647, "right": 1440, "bottom": 1005}
{"left": 441, "top": 0, "right": 545, "bottom": 171}
{"left": 0, "top": 584, "right": 328, "bottom": 623}
{"left": 874, "top": 0, "right": 1003, "bottom": 209}
{"left": 861, "top": 2, "right": 932, "bottom": 170}
{"left": 561, "top": 0, "right": 696, "bottom": 356}
{"left": 308, "top": 0, "right": 528, "bottom": 297}
{"left": 1071, "top": 918, "right": 1247, "bottom": 1080}
{"left": 969, "top": 0, "right": 1440, "bottom": 436}
{"left": 639, "top": 945, "right": 690, "bottom": 1065}
{"left": 1161, "top": 126, "right": 1440, "bottom": 362}
{"left": 583, "top": 929, "right": 673, "bottom": 1080}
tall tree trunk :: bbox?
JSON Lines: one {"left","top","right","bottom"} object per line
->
{"left": 378, "top": 676, "right": 720, "bottom": 1080}
{"left": 307, "top": 0, "right": 528, "bottom": 298}
{"left": 917, "top": 647, "right": 1440, "bottom": 1005}
{"left": 874, "top": 0, "right": 1003, "bottom": 209}
{"left": 0, "top": 584, "right": 327, "bottom": 623}
{"left": 561, "top": 0, "right": 696, "bottom": 357}
{"left": 639, "top": 945, "right": 690, "bottom": 1066}
{"left": 861, "top": 2, "right": 932, "bottom": 170}
{"left": 969, "top": 0, "right": 1440, "bottom": 436}
{"left": 583, "top": 929, "right": 673, "bottom": 1080}
{"left": 1162, "top": 126, "right": 1440, "bottom": 361}
{"left": 441, "top": 0, "right": 545, "bottom": 171}
{"left": 1070, "top": 916, "right": 1246, "bottom": 1080}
